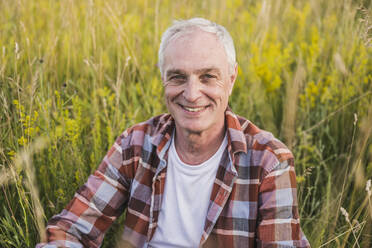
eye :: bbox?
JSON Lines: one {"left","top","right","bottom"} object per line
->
{"left": 168, "top": 74, "right": 187, "bottom": 83}
{"left": 171, "top": 75, "right": 185, "bottom": 79}
{"left": 200, "top": 74, "right": 216, "bottom": 82}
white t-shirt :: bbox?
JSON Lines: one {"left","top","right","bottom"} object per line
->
{"left": 149, "top": 133, "right": 228, "bottom": 248}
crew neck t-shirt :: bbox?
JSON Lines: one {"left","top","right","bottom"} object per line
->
{"left": 149, "top": 133, "right": 228, "bottom": 247}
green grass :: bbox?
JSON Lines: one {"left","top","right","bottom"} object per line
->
{"left": 0, "top": 0, "right": 371, "bottom": 247}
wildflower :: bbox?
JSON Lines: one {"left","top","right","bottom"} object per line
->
{"left": 7, "top": 150, "right": 15, "bottom": 156}
{"left": 32, "top": 111, "right": 39, "bottom": 122}
{"left": 18, "top": 136, "right": 27, "bottom": 146}
{"left": 296, "top": 175, "right": 305, "bottom": 183}
{"left": 7, "top": 150, "right": 15, "bottom": 159}
{"left": 366, "top": 179, "right": 371, "bottom": 197}
{"left": 340, "top": 207, "right": 349, "bottom": 222}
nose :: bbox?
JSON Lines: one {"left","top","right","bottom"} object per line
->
{"left": 183, "top": 75, "right": 202, "bottom": 102}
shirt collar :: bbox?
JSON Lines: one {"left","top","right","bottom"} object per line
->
{"left": 151, "top": 107, "right": 248, "bottom": 166}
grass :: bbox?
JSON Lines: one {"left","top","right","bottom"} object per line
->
{"left": 0, "top": 0, "right": 371, "bottom": 247}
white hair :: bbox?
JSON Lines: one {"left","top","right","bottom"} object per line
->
{"left": 158, "top": 17, "right": 236, "bottom": 76}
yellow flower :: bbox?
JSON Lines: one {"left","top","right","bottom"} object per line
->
{"left": 296, "top": 176, "right": 305, "bottom": 183}
{"left": 18, "top": 136, "right": 27, "bottom": 146}
{"left": 7, "top": 150, "right": 16, "bottom": 157}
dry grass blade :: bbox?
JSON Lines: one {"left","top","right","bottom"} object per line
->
{"left": 0, "top": 167, "right": 13, "bottom": 185}
{"left": 282, "top": 59, "right": 306, "bottom": 149}
{"left": 13, "top": 137, "right": 50, "bottom": 243}
{"left": 302, "top": 91, "right": 372, "bottom": 134}
{"left": 318, "top": 221, "right": 366, "bottom": 247}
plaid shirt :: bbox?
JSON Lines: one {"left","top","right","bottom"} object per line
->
{"left": 37, "top": 108, "right": 310, "bottom": 248}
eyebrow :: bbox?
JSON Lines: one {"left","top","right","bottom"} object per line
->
{"left": 166, "top": 69, "right": 186, "bottom": 77}
{"left": 195, "top": 67, "right": 221, "bottom": 77}
{"left": 165, "top": 67, "right": 222, "bottom": 78}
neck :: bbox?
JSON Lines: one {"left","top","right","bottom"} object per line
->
{"left": 174, "top": 122, "right": 226, "bottom": 165}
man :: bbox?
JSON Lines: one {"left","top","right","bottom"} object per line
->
{"left": 38, "top": 18, "right": 310, "bottom": 247}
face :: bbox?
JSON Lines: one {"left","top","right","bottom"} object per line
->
{"left": 162, "top": 29, "right": 237, "bottom": 135}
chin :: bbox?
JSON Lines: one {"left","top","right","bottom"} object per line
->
{"left": 178, "top": 121, "right": 208, "bottom": 134}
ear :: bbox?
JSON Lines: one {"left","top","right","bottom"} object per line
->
{"left": 228, "top": 63, "right": 238, "bottom": 95}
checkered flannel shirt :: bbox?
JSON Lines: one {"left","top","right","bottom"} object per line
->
{"left": 37, "top": 108, "right": 310, "bottom": 247}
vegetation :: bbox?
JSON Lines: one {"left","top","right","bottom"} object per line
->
{"left": 0, "top": 0, "right": 371, "bottom": 247}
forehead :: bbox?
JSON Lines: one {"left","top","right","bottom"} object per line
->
{"left": 163, "top": 29, "right": 229, "bottom": 73}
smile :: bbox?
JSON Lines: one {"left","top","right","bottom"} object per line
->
{"left": 178, "top": 104, "right": 208, "bottom": 113}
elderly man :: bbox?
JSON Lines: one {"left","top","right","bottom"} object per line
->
{"left": 38, "top": 18, "right": 310, "bottom": 248}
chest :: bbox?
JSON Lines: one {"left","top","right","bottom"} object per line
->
{"left": 126, "top": 151, "right": 261, "bottom": 241}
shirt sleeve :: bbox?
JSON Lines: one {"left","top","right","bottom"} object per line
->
{"left": 256, "top": 158, "right": 310, "bottom": 248}
{"left": 36, "top": 134, "right": 132, "bottom": 248}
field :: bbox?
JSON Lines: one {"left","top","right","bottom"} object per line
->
{"left": 0, "top": 0, "right": 371, "bottom": 247}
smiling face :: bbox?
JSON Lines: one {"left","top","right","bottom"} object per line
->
{"left": 162, "top": 29, "right": 237, "bottom": 136}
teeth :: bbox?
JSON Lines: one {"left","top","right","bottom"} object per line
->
{"left": 183, "top": 106, "right": 205, "bottom": 112}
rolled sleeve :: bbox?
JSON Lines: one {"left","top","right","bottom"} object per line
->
{"left": 257, "top": 159, "right": 310, "bottom": 247}
{"left": 37, "top": 135, "right": 131, "bottom": 248}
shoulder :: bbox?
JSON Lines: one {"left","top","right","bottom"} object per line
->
{"left": 236, "top": 115, "right": 294, "bottom": 175}
{"left": 117, "top": 113, "right": 173, "bottom": 149}
{"left": 103, "top": 114, "right": 172, "bottom": 180}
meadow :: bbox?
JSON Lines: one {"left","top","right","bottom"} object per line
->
{"left": 0, "top": 0, "right": 371, "bottom": 247}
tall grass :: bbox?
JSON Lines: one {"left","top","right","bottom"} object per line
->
{"left": 0, "top": 0, "right": 371, "bottom": 247}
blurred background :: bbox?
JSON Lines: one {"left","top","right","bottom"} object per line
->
{"left": 0, "top": 0, "right": 371, "bottom": 247}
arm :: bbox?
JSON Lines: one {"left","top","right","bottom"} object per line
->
{"left": 37, "top": 134, "right": 132, "bottom": 248}
{"left": 256, "top": 158, "right": 310, "bottom": 248}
